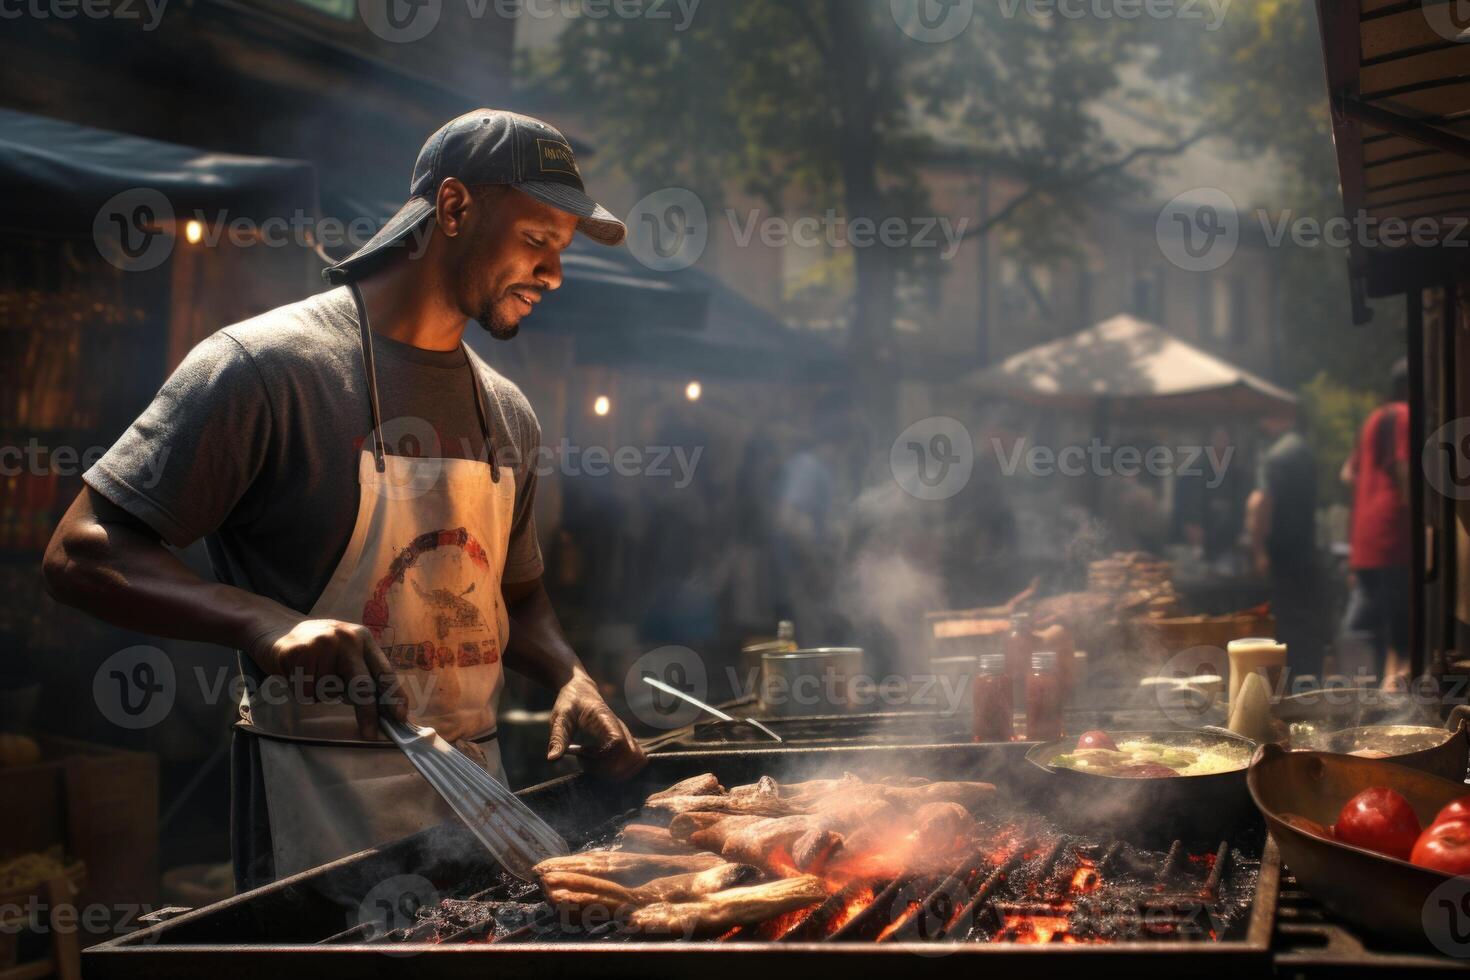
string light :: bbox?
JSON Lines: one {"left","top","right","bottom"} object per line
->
{"left": 593, "top": 395, "right": 610, "bottom": 416}
{"left": 184, "top": 220, "right": 203, "bottom": 245}
{"left": 685, "top": 380, "right": 702, "bottom": 402}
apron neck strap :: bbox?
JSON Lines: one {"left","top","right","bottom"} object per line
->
{"left": 348, "top": 281, "right": 387, "bottom": 474}
{"left": 349, "top": 281, "right": 500, "bottom": 482}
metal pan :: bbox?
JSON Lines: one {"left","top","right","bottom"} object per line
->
{"left": 1292, "top": 705, "right": 1470, "bottom": 783}
{"left": 1025, "top": 729, "right": 1258, "bottom": 843}
{"left": 1248, "top": 742, "right": 1470, "bottom": 947}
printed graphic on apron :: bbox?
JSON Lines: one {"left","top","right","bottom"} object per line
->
{"left": 362, "top": 526, "right": 503, "bottom": 672}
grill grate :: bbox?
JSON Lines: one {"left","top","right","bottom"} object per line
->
{"left": 394, "top": 813, "right": 1261, "bottom": 948}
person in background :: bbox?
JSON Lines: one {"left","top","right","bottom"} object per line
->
{"left": 1245, "top": 412, "right": 1321, "bottom": 675}
{"left": 1341, "top": 358, "right": 1411, "bottom": 689}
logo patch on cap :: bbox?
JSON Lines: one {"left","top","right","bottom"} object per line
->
{"left": 536, "top": 139, "right": 580, "bottom": 178}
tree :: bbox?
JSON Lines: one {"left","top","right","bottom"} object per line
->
{"left": 530, "top": 1, "right": 1211, "bottom": 442}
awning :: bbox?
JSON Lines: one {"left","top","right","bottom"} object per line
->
{"left": 546, "top": 239, "right": 843, "bottom": 382}
{"left": 1314, "top": 1, "right": 1470, "bottom": 309}
{"left": 0, "top": 108, "right": 319, "bottom": 232}
{"left": 963, "top": 313, "right": 1296, "bottom": 417}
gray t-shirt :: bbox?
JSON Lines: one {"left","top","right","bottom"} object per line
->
{"left": 84, "top": 287, "right": 544, "bottom": 615}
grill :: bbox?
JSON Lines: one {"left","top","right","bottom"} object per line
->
{"left": 85, "top": 743, "right": 1292, "bottom": 979}
{"left": 86, "top": 742, "right": 1470, "bottom": 974}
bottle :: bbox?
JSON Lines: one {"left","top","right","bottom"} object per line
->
{"left": 775, "top": 620, "right": 798, "bottom": 653}
{"left": 971, "top": 653, "right": 1013, "bottom": 742}
{"left": 1005, "top": 612, "right": 1034, "bottom": 703}
{"left": 1026, "top": 651, "right": 1063, "bottom": 742}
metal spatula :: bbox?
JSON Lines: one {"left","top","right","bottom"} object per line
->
{"left": 380, "top": 716, "right": 568, "bottom": 880}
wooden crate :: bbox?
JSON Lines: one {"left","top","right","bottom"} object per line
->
{"left": 0, "top": 736, "right": 158, "bottom": 932}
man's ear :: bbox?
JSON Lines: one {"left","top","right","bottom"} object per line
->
{"left": 435, "top": 178, "right": 472, "bottom": 238}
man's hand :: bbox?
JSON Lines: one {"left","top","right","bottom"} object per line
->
{"left": 546, "top": 671, "right": 647, "bottom": 779}
{"left": 246, "top": 619, "right": 407, "bottom": 740}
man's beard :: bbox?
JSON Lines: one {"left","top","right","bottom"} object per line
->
{"left": 475, "top": 303, "right": 520, "bottom": 341}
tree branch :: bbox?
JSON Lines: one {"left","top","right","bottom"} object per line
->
{"left": 962, "top": 115, "right": 1237, "bottom": 241}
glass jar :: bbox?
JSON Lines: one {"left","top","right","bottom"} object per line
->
{"left": 1026, "top": 650, "right": 1063, "bottom": 742}
{"left": 971, "top": 653, "right": 1013, "bottom": 742}
{"left": 1004, "top": 612, "right": 1034, "bottom": 702}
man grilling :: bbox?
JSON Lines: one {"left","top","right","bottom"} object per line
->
{"left": 43, "top": 110, "right": 647, "bottom": 888}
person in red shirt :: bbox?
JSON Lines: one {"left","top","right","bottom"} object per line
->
{"left": 1341, "top": 359, "right": 1410, "bottom": 688}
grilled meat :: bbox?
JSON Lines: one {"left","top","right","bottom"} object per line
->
{"left": 531, "top": 850, "right": 723, "bottom": 885}
{"left": 618, "top": 823, "right": 700, "bottom": 854}
{"left": 627, "top": 875, "right": 829, "bottom": 938}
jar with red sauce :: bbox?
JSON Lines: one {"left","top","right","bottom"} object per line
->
{"left": 1004, "top": 612, "right": 1034, "bottom": 703}
{"left": 971, "top": 653, "right": 1013, "bottom": 742}
{"left": 1025, "top": 651, "right": 1063, "bottom": 742}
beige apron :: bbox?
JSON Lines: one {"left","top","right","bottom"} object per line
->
{"left": 241, "top": 284, "right": 515, "bottom": 879}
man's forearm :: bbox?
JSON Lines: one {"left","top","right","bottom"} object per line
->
{"left": 43, "top": 488, "right": 300, "bottom": 651}
{"left": 502, "top": 578, "right": 587, "bottom": 690}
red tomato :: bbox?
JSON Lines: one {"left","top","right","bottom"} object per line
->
{"left": 1076, "top": 730, "right": 1118, "bottom": 751}
{"left": 1112, "top": 763, "right": 1178, "bottom": 778}
{"left": 1432, "top": 796, "right": 1470, "bottom": 828}
{"left": 1411, "top": 819, "right": 1470, "bottom": 875}
{"left": 1335, "top": 787, "right": 1422, "bottom": 860}
{"left": 1280, "top": 813, "right": 1333, "bottom": 840}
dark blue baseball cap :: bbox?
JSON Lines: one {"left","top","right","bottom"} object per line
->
{"left": 323, "top": 109, "right": 625, "bottom": 284}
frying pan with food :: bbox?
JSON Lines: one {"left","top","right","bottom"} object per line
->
{"left": 1292, "top": 705, "right": 1470, "bottom": 783}
{"left": 1025, "top": 729, "right": 1258, "bottom": 843}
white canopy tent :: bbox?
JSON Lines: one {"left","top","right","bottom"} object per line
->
{"left": 965, "top": 314, "right": 1296, "bottom": 419}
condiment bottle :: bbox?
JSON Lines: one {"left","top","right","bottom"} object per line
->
{"left": 1026, "top": 651, "right": 1063, "bottom": 742}
{"left": 971, "top": 653, "right": 1013, "bottom": 743}
{"left": 1005, "top": 612, "right": 1034, "bottom": 703}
